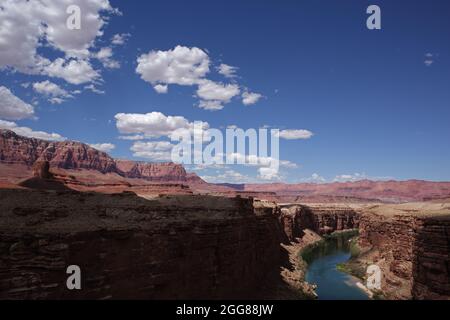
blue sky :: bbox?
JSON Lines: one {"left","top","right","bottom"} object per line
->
{"left": 0, "top": 0, "right": 449, "bottom": 183}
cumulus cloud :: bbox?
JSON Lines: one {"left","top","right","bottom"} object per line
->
{"left": 95, "top": 47, "right": 120, "bottom": 69}
{"left": 201, "top": 169, "right": 253, "bottom": 184}
{"left": 0, "top": 0, "right": 117, "bottom": 83}
{"left": 276, "top": 129, "right": 314, "bottom": 140}
{"left": 196, "top": 80, "right": 240, "bottom": 110}
{"left": 115, "top": 112, "right": 209, "bottom": 139}
{"left": 153, "top": 84, "right": 168, "bottom": 94}
{"left": 217, "top": 63, "right": 238, "bottom": 78}
{"left": 300, "top": 173, "right": 326, "bottom": 183}
{"left": 242, "top": 91, "right": 262, "bottom": 105}
{"left": 89, "top": 143, "right": 115, "bottom": 153}
{"left": 135, "top": 46, "right": 261, "bottom": 110}
{"left": 225, "top": 152, "right": 297, "bottom": 169}
{"left": 44, "top": 58, "right": 101, "bottom": 85}
{"left": 0, "top": 119, "right": 65, "bottom": 141}
{"left": 130, "top": 141, "right": 174, "bottom": 161}
{"left": 111, "top": 33, "right": 131, "bottom": 46}
{"left": 32, "top": 80, "right": 73, "bottom": 104}
{"left": 258, "top": 167, "right": 281, "bottom": 181}
{"left": 136, "top": 45, "right": 210, "bottom": 91}
{"left": 198, "top": 100, "right": 225, "bottom": 111}
{"left": 0, "top": 86, "right": 35, "bottom": 120}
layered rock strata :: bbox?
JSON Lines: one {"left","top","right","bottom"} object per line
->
{"left": 0, "top": 190, "right": 285, "bottom": 299}
{"left": 279, "top": 204, "right": 360, "bottom": 240}
{"left": 357, "top": 203, "right": 450, "bottom": 300}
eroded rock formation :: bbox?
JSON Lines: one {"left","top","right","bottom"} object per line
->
{"left": 357, "top": 203, "right": 450, "bottom": 300}
{"left": 116, "top": 160, "right": 188, "bottom": 182}
{"left": 32, "top": 161, "right": 52, "bottom": 179}
{"left": 0, "top": 129, "right": 202, "bottom": 184}
{"left": 279, "top": 204, "right": 360, "bottom": 240}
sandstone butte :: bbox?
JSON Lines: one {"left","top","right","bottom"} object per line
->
{"left": 0, "top": 128, "right": 449, "bottom": 300}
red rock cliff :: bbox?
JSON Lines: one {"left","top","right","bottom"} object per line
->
{"left": 0, "top": 190, "right": 285, "bottom": 299}
{"left": 116, "top": 160, "right": 188, "bottom": 182}
{"left": 358, "top": 204, "right": 450, "bottom": 300}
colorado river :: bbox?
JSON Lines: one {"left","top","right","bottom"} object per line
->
{"left": 303, "top": 232, "right": 369, "bottom": 300}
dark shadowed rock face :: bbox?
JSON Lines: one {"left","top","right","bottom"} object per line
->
{"left": 279, "top": 204, "right": 360, "bottom": 241}
{"left": 0, "top": 190, "right": 283, "bottom": 300}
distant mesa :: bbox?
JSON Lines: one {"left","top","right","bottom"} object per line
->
{"left": 2, "top": 128, "right": 450, "bottom": 202}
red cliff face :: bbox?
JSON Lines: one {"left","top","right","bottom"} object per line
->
{"left": 279, "top": 204, "right": 360, "bottom": 241}
{"left": 0, "top": 130, "right": 117, "bottom": 173}
{"left": 41, "top": 141, "right": 117, "bottom": 173}
{"left": 0, "top": 130, "right": 50, "bottom": 165}
{"left": 357, "top": 204, "right": 450, "bottom": 300}
{"left": 0, "top": 130, "right": 202, "bottom": 183}
{"left": 116, "top": 160, "right": 187, "bottom": 182}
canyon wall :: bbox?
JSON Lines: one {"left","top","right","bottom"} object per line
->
{"left": 0, "top": 189, "right": 285, "bottom": 299}
{"left": 358, "top": 204, "right": 450, "bottom": 300}
{"left": 279, "top": 204, "right": 360, "bottom": 241}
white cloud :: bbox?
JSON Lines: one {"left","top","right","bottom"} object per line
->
{"left": 197, "top": 80, "right": 240, "bottom": 101}
{"left": 201, "top": 169, "right": 253, "bottom": 184}
{"left": 196, "top": 80, "right": 240, "bottom": 110}
{"left": 48, "top": 97, "right": 65, "bottom": 105}
{"left": 0, "top": 0, "right": 118, "bottom": 81}
{"left": 258, "top": 167, "right": 281, "bottom": 181}
{"left": 95, "top": 47, "right": 120, "bottom": 69}
{"left": 32, "top": 80, "right": 72, "bottom": 104}
{"left": 130, "top": 141, "right": 174, "bottom": 161}
{"left": 111, "top": 33, "right": 131, "bottom": 46}
{"left": 84, "top": 84, "right": 105, "bottom": 94}
{"left": 135, "top": 46, "right": 261, "bottom": 110}
{"left": 332, "top": 173, "right": 393, "bottom": 183}
{"left": 217, "top": 63, "right": 238, "bottom": 78}
{"left": 300, "top": 173, "right": 326, "bottom": 183}
{"left": 198, "top": 100, "right": 226, "bottom": 111}
{"left": 424, "top": 53, "right": 439, "bottom": 67}
{"left": 118, "top": 134, "right": 145, "bottom": 141}
{"left": 276, "top": 129, "right": 314, "bottom": 140}
{"left": 136, "top": 45, "right": 210, "bottom": 91}
{"left": 0, "top": 119, "right": 65, "bottom": 141}
{"left": 242, "top": 91, "right": 262, "bottom": 105}
{"left": 44, "top": 58, "right": 100, "bottom": 85}
{"left": 153, "top": 84, "right": 168, "bottom": 94}
{"left": 115, "top": 112, "right": 209, "bottom": 139}
{"left": 311, "top": 173, "right": 326, "bottom": 183}
{"left": 88, "top": 143, "right": 115, "bottom": 153}
{"left": 225, "top": 152, "right": 296, "bottom": 169}
{"left": 0, "top": 86, "right": 35, "bottom": 120}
